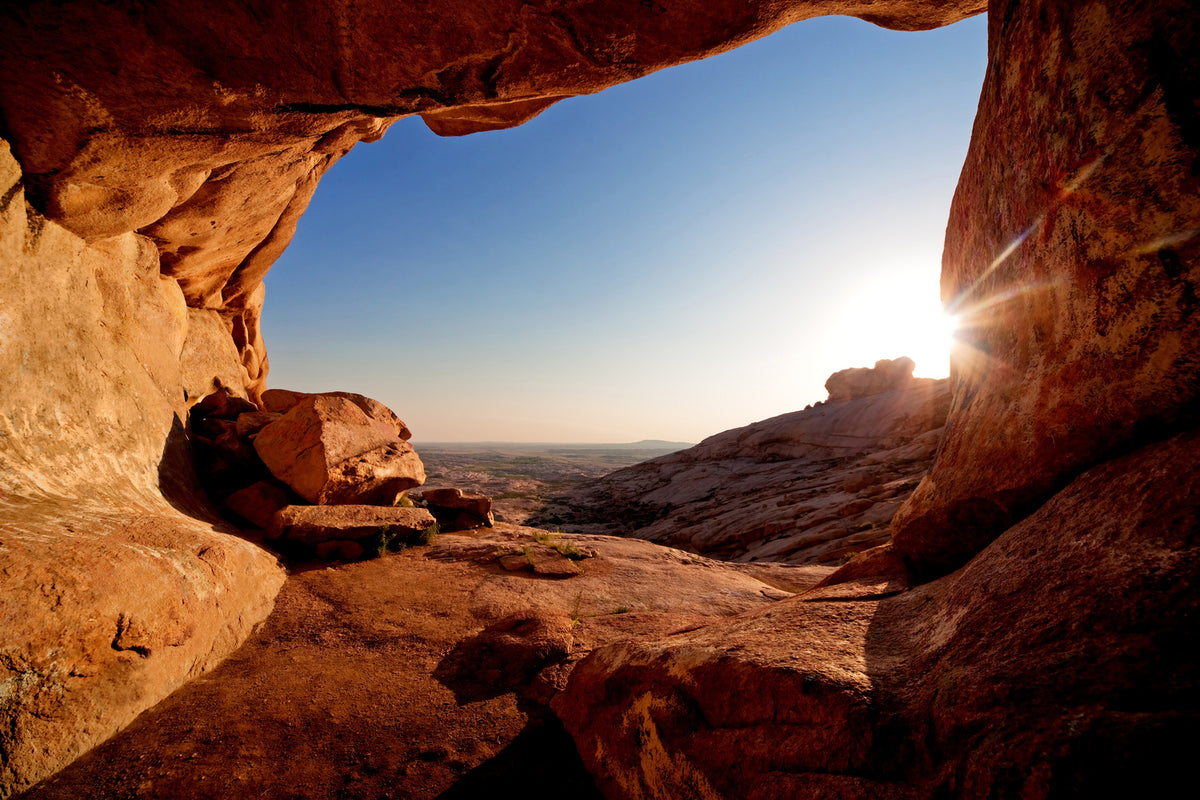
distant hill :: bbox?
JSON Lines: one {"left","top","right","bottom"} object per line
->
{"left": 529, "top": 379, "right": 951, "bottom": 565}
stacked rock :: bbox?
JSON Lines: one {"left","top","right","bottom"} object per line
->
{"left": 189, "top": 387, "right": 443, "bottom": 562}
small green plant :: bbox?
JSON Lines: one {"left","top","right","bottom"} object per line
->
{"left": 395, "top": 492, "right": 415, "bottom": 508}
{"left": 569, "top": 591, "right": 584, "bottom": 625}
{"left": 419, "top": 520, "right": 440, "bottom": 545}
{"left": 530, "top": 530, "right": 588, "bottom": 561}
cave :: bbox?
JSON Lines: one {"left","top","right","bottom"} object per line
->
{"left": 1, "top": 1, "right": 1197, "bottom": 798}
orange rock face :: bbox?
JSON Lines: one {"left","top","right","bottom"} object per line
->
{"left": 557, "top": 427, "right": 1200, "bottom": 799}
{"left": 891, "top": 0, "right": 1200, "bottom": 574}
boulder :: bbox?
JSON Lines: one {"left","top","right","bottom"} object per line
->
{"left": 824, "top": 357, "right": 916, "bottom": 402}
{"left": 235, "top": 411, "right": 282, "bottom": 439}
{"left": 252, "top": 395, "right": 424, "bottom": 505}
{"left": 269, "top": 504, "right": 436, "bottom": 546}
{"left": 223, "top": 480, "right": 293, "bottom": 532}
{"left": 415, "top": 487, "right": 494, "bottom": 531}
{"left": 261, "top": 389, "right": 412, "bottom": 440}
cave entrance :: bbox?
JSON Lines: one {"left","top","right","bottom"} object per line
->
{"left": 263, "top": 14, "right": 986, "bottom": 446}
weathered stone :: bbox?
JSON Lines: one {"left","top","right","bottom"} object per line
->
{"left": 191, "top": 388, "right": 257, "bottom": 422}
{"left": 556, "top": 428, "right": 1200, "bottom": 799}
{"left": 544, "top": 377, "right": 949, "bottom": 564}
{"left": 890, "top": 0, "right": 1200, "bottom": 576}
{"left": 824, "top": 357, "right": 916, "bottom": 402}
{"left": 261, "top": 389, "right": 413, "bottom": 440}
{"left": 0, "top": 140, "right": 286, "bottom": 797}
{"left": 415, "top": 487, "right": 494, "bottom": 530}
{"left": 252, "top": 396, "right": 424, "bottom": 505}
{"left": 270, "top": 504, "right": 435, "bottom": 545}
{"left": 235, "top": 411, "right": 282, "bottom": 439}
{"left": 224, "top": 480, "right": 293, "bottom": 532}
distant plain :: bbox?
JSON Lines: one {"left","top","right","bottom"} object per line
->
{"left": 413, "top": 442, "right": 691, "bottom": 524}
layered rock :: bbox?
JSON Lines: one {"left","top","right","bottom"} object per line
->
{"left": 556, "top": 428, "right": 1200, "bottom": 799}
{"left": 414, "top": 487, "right": 496, "bottom": 531}
{"left": 2, "top": 0, "right": 1198, "bottom": 797}
{"left": 825, "top": 356, "right": 916, "bottom": 402}
{"left": 540, "top": 372, "right": 950, "bottom": 564}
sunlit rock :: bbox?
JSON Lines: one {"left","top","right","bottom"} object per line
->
{"left": 252, "top": 395, "right": 425, "bottom": 506}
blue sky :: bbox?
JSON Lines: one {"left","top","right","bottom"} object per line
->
{"left": 263, "top": 13, "right": 988, "bottom": 443}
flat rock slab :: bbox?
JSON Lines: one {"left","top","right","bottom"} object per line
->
{"left": 270, "top": 504, "right": 436, "bottom": 544}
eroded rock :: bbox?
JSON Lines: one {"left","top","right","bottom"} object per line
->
{"left": 415, "top": 487, "right": 495, "bottom": 531}
{"left": 253, "top": 395, "right": 425, "bottom": 505}
{"left": 824, "top": 356, "right": 916, "bottom": 402}
{"left": 544, "top": 376, "right": 949, "bottom": 564}
{"left": 270, "top": 504, "right": 436, "bottom": 547}
{"left": 556, "top": 427, "right": 1200, "bottom": 799}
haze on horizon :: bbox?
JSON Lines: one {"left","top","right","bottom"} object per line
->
{"left": 264, "top": 14, "right": 988, "bottom": 443}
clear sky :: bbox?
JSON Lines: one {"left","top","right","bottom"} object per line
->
{"left": 263, "top": 13, "right": 988, "bottom": 443}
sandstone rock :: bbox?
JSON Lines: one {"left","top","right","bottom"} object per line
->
{"left": 541, "top": 378, "right": 949, "bottom": 564}
{"left": 261, "top": 389, "right": 412, "bottom": 440}
{"left": 252, "top": 395, "right": 425, "bottom": 505}
{"left": 223, "top": 480, "right": 293, "bottom": 532}
{"left": 556, "top": 428, "right": 1200, "bottom": 799}
{"left": 12, "top": 524, "right": 797, "bottom": 800}
{"left": 415, "top": 487, "right": 494, "bottom": 531}
{"left": 890, "top": 0, "right": 1200, "bottom": 576}
{"left": 0, "top": 507, "right": 285, "bottom": 799}
{"left": 269, "top": 504, "right": 436, "bottom": 546}
{"left": 235, "top": 411, "right": 282, "bottom": 439}
{"left": 824, "top": 357, "right": 916, "bottom": 402}
{"left": 191, "top": 388, "right": 258, "bottom": 421}
{"left": 180, "top": 311, "right": 252, "bottom": 406}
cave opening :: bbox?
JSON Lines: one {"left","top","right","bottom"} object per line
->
{"left": 262, "top": 14, "right": 987, "bottom": 445}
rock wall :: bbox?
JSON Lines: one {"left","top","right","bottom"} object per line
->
{"left": 891, "top": 0, "right": 1200, "bottom": 575}
{"left": 0, "top": 139, "right": 286, "bottom": 797}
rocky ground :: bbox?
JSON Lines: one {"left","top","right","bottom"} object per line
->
{"left": 534, "top": 370, "right": 951, "bottom": 565}
{"left": 15, "top": 524, "right": 827, "bottom": 800}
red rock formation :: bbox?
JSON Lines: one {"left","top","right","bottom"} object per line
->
{"left": 252, "top": 395, "right": 425, "bottom": 505}
{"left": 891, "top": 0, "right": 1200, "bottom": 575}
{"left": 542, "top": 375, "right": 950, "bottom": 563}
{"left": 825, "top": 356, "right": 916, "bottom": 402}
{"left": 556, "top": 427, "right": 1200, "bottom": 799}
{"left": 2, "top": 0, "right": 1197, "bottom": 796}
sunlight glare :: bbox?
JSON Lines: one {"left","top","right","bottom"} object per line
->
{"left": 827, "top": 272, "right": 956, "bottom": 379}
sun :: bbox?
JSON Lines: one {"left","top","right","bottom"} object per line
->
{"left": 827, "top": 272, "right": 957, "bottom": 379}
